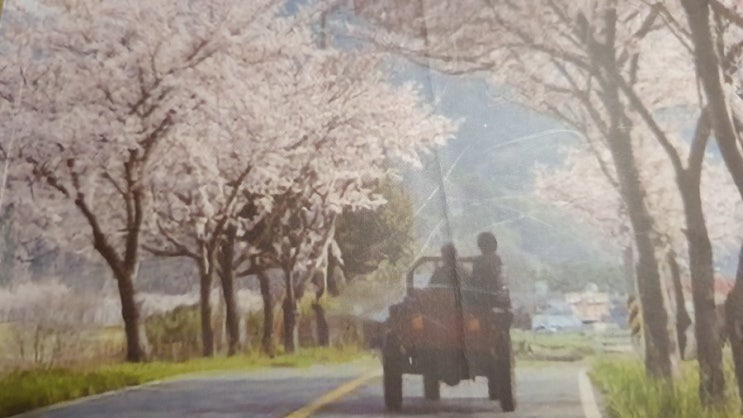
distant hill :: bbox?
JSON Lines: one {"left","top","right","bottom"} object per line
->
{"left": 389, "top": 64, "right": 616, "bottom": 273}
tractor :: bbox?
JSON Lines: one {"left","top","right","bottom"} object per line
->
{"left": 380, "top": 256, "right": 516, "bottom": 412}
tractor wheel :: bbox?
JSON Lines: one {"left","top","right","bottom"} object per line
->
{"left": 383, "top": 334, "right": 403, "bottom": 411}
{"left": 494, "top": 332, "right": 516, "bottom": 412}
{"left": 423, "top": 374, "right": 440, "bottom": 400}
{"left": 384, "top": 364, "right": 403, "bottom": 411}
{"left": 488, "top": 370, "right": 499, "bottom": 400}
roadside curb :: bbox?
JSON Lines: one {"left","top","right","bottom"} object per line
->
{"left": 578, "top": 368, "right": 604, "bottom": 418}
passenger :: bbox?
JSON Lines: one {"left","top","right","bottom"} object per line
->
{"left": 429, "top": 243, "right": 468, "bottom": 288}
{"left": 471, "top": 232, "right": 508, "bottom": 304}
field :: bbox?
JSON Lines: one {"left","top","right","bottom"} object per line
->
{"left": 0, "top": 323, "right": 127, "bottom": 374}
{"left": 512, "top": 328, "right": 633, "bottom": 362}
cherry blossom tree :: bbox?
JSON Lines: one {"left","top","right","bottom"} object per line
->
{"left": 138, "top": 0, "right": 325, "bottom": 357}
{"left": 232, "top": 54, "right": 455, "bottom": 353}
{"left": 677, "top": 0, "right": 743, "bottom": 405}
{"left": 141, "top": 3, "right": 456, "bottom": 356}
{"left": 536, "top": 134, "right": 743, "bottom": 297}
{"left": 0, "top": 0, "right": 277, "bottom": 362}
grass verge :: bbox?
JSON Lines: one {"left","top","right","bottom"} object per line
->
{"left": 512, "top": 330, "right": 622, "bottom": 362}
{"left": 0, "top": 346, "right": 366, "bottom": 418}
{"left": 591, "top": 354, "right": 741, "bottom": 418}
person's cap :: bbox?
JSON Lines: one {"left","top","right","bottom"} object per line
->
{"left": 441, "top": 243, "right": 457, "bottom": 258}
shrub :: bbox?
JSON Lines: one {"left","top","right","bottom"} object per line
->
{"left": 144, "top": 304, "right": 201, "bottom": 361}
{"left": 244, "top": 310, "right": 263, "bottom": 348}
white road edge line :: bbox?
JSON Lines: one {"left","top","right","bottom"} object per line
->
{"left": 578, "top": 368, "right": 602, "bottom": 418}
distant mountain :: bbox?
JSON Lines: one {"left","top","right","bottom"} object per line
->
{"left": 387, "top": 63, "right": 613, "bottom": 270}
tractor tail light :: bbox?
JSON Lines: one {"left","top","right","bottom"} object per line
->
{"left": 411, "top": 314, "right": 424, "bottom": 331}
{"left": 467, "top": 316, "right": 480, "bottom": 332}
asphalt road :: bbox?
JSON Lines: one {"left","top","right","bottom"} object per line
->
{"left": 17, "top": 359, "right": 601, "bottom": 418}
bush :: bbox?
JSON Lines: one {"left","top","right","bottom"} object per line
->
{"left": 591, "top": 355, "right": 740, "bottom": 418}
{"left": 244, "top": 310, "right": 263, "bottom": 347}
{"left": 298, "top": 296, "right": 317, "bottom": 347}
{"left": 144, "top": 304, "right": 201, "bottom": 361}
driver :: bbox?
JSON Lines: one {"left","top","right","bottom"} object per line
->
{"left": 429, "top": 243, "right": 469, "bottom": 287}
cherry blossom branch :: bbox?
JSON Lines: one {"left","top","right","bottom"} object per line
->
{"left": 642, "top": 1, "right": 694, "bottom": 51}
{"left": 141, "top": 244, "right": 193, "bottom": 259}
{"left": 149, "top": 219, "right": 198, "bottom": 260}
{"left": 614, "top": 73, "right": 685, "bottom": 176}
{"left": 69, "top": 159, "right": 124, "bottom": 276}
{"left": 101, "top": 170, "right": 126, "bottom": 200}
{"left": 710, "top": 0, "right": 743, "bottom": 29}
{"left": 235, "top": 264, "right": 260, "bottom": 278}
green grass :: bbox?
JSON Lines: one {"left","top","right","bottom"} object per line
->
{"left": 0, "top": 346, "right": 367, "bottom": 418}
{"left": 591, "top": 354, "right": 741, "bottom": 418}
{"left": 511, "top": 329, "right": 629, "bottom": 362}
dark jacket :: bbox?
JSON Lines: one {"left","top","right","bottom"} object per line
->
{"left": 471, "top": 253, "right": 504, "bottom": 294}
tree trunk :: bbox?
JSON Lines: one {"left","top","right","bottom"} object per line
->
{"left": 603, "top": 107, "right": 676, "bottom": 379}
{"left": 681, "top": 1, "right": 743, "bottom": 406}
{"left": 725, "top": 243, "right": 743, "bottom": 413}
{"left": 583, "top": 6, "right": 676, "bottom": 378}
{"left": 681, "top": 0, "right": 743, "bottom": 200}
{"left": 198, "top": 261, "right": 215, "bottom": 357}
{"left": 622, "top": 50, "right": 722, "bottom": 396}
{"left": 311, "top": 267, "right": 330, "bottom": 347}
{"left": 313, "top": 302, "right": 330, "bottom": 347}
{"left": 258, "top": 271, "right": 274, "bottom": 356}
{"left": 115, "top": 269, "right": 145, "bottom": 362}
{"left": 218, "top": 271, "right": 240, "bottom": 356}
{"left": 667, "top": 251, "right": 692, "bottom": 360}
{"left": 219, "top": 227, "right": 241, "bottom": 356}
{"left": 679, "top": 111, "right": 725, "bottom": 406}
{"left": 623, "top": 246, "right": 636, "bottom": 294}
{"left": 683, "top": 188, "right": 725, "bottom": 405}
{"left": 79, "top": 175, "right": 148, "bottom": 362}
{"left": 282, "top": 268, "right": 298, "bottom": 354}
{"left": 325, "top": 246, "right": 346, "bottom": 296}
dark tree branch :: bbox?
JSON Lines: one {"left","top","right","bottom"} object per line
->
{"left": 614, "top": 73, "right": 685, "bottom": 176}
{"left": 687, "top": 108, "right": 712, "bottom": 185}
{"left": 710, "top": 0, "right": 743, "bottom": 29}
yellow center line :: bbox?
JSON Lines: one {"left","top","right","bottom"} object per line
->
{"left": 284, "top": 369, "right": 383, "bottom": 418}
